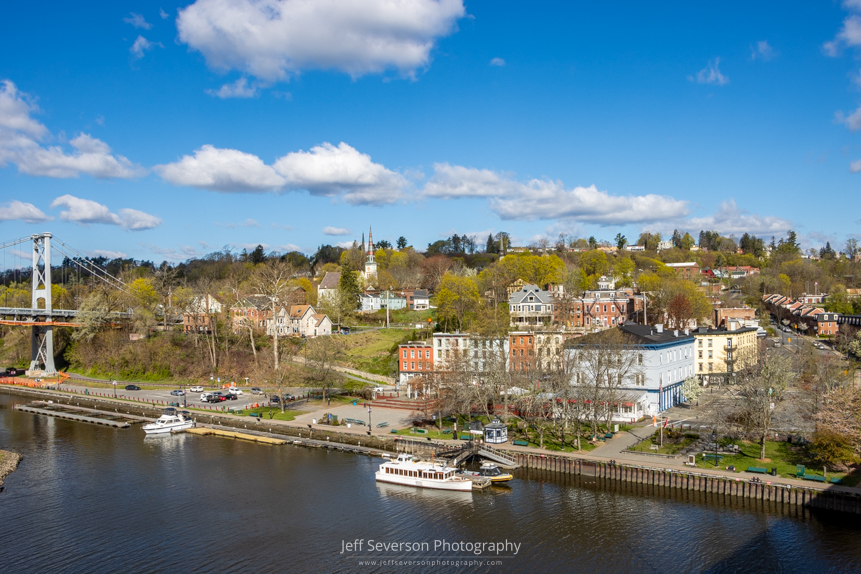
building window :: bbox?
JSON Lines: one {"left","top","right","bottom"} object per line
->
{"left": 698, "top": 363, "right": 703, "bottom": 372}
{"left": 410, "top": 350, "right": 415, "bottom": 358}
{"left": 708, "top": 339, "right": 713, "bottom": 347}
{"left": 708, "top": 363, "right": 713, "bottom": 372}
{"left": 403, "top": 361, "right": 407, "bottom": 370}
{"left": 708, "top": 351, "right": 713, "bottom": 359}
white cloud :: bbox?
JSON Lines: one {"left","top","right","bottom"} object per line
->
{"left": 123, "top": 13, "right": 153, "bottom": 30}
{"left": 270, "top": 223, "right": 292, "bottom": 230}
{"left": 154, "top": 144, "right": 286, "bottom": 191}
{"left": 424, "top": 164, "right": 689, "bottom": 225}
{"left": 490, "top": 57, "right": 505, "bottom": 67}
{"left": 0, "top": 200, "right": 52, "bottom": 223}
{"left": 89, "top": 249, "right": 127, "bottom": 259}
{"left": 176, "top": 0, "right": 466, "bottom": 81}
{"left": 0, "top": 81, "right": 143, "bottom": 179}
{"left": 159, "top": 8, "right": 170, "bottom": 19}
{"left": 216, "top": 219, "right": 261, "bottom": 228}
{"left": 235, "top": 242, "right": 270, "bottom": 251}
{"left": 273, "top": 142, "right": 407, "bottom": 204}
{"left": 836, "top": 105, "right": 861, "bottom": 131}
{"left": 689, "top": 58, "right": 729, "bottom": 85}
{"left": 130, "top": 36, "right": 162, "bottom": 59}
{"left": 157, "top": 141, "right": 408, "bottom": 203}
{"left": 824, "top": 14, "right": 861, "bottom": 56}
{"left": 850, "top": 158, "right": 861, "bottom": 172}
{"left": 206, "top": 77, "right": 259, "bottom": 99}
{"left": 685, "top": 200, "right": 792, "bottom": 236}
{"left": 323, "top": 226, "right": 351, "bottom": 236}
{"left": 118, "top": 208, "right": 163, "bottom": 230}
{"left": 424, "top": 163, "right": 522, "bottom": 198}
{"left": 50, "top": 195, "right": 162, "bottom": 230}
{"left": 335, "top": 240, "right": 355, "bottom": 249}
{"left": 750, "top": 40, "right": 775, "bottom": 61}
{"left": 274, "top": 243, "right": 302, "bottom": 252}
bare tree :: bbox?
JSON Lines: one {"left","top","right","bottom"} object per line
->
{"left": 728, "top": 350, "right": 795, "bottom": 460}
{"left": 252, "top": 260, "right": 296, "bottom": 371}
{"left": 304, "top": 336, "right": 345, "bottom": 402}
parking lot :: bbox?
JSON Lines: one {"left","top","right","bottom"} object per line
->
{"left": 63, "top": 383, "right": 312, "bottom": 411}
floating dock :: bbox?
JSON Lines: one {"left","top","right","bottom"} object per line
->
{"left": 184, "top": 427, "right": 286, "bottom": 445}
{"left": 16, "top": 404, "right": 130, "bottom": 428}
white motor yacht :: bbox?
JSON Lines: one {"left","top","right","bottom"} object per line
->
{"left": 375, "top": 454, "right": 472, "bottom": 491}
{"left": 143, "top": 410, "right": 194, "bottom": 435}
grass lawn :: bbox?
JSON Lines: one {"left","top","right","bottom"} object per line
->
{"left": 244, "top": 407, "right": 300, "bottom": 422}
{"left": 334, "top": 329, "right": 412, "bottom": 376}
{"left": 694, "top": 440, "right": 861, "bottom": 486}
{"left": 629, "top": 437, "right": 696, "bottom": 455}
{"left": 395, "top": 427, "right": 455, "bottom": 440}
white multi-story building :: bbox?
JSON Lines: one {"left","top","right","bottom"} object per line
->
{"left": 432, "top": 333, "right": 509, "bottom": 372}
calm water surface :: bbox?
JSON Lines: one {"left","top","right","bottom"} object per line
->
{"left": 1, "top": 391, "right": 860, "bottom": 573}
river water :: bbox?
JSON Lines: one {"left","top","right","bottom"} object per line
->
{"left": 1, "top": 392, "right": 859, "bottom": 574}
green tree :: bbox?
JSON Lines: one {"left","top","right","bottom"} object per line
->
{"left": 397, "top": 236, "right": 408, "bottom": 250}
{"left": 436, "top": 273, "right": 480, "bottom": 331}
{"left": 680, "top": 233, "right": 696, "bottom": 250}
{"left": 615, "top": 233, "right": 628, "bottom": 250}
{"left": 250, "top": 244, "right": 266, "bottom": 264}
{"left": 580, "top": 250, "right": 609, "bottom": 277}
{"left": 338, "top": 268, "right": 362, "bottom": 315}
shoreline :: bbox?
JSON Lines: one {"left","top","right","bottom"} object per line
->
{"left": 0, "top": 449, "right": 22, "bottom": 488}
{"left": 4, "top": 383, "right": 861, "bottom": 514}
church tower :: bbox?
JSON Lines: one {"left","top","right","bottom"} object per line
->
{"left": 363, "top": 226, "right": 377, "bottom": 281}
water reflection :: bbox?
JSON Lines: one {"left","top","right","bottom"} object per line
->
{"left": 2, "top": 390, "right": 861, "bottom": 573}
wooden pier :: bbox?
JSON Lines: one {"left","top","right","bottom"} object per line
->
{"left": 16, "top": 404, "right": 131, "bottom": 428}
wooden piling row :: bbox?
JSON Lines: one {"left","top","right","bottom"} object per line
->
{"left": 511, "top": 452, "right": 861, "bottom": 515}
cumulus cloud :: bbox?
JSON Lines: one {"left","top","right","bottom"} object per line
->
{"left": 490, "top": 57, "right": 505, "bottom": 67}
{"left": 750, "top": 41, "right": 776, "bottom": 61}
{"left": 273, "top": 142, "right": 407, "bottom": 204}
{"left": 0, "top": 200, "right": 52, "bottom": 223}
{"left": 274, "top": 243, "right": 302, "bottom": 253}
{"left": 206, "top": 77, "right": 259, "bottom": 99}
{"left": 824, "top": 13, "right": 861, "bottom": 56}
{"left": 124, "top": 13, "right": 153, "bottom": 30}
{"left": 216, "top": 219, "right": 261, "bottom": 228}
{"left": 685, "top": 200, "right": 792, "bottom": 236}
{"left": 130, "top": 36, "right": 162, "bottom": 59}
{"left": 424, "top": 164, "right": 689, "bottom": 225}
{"left": 176, "top": 0, "right": 466, "bottom": 81}
{"left": 0, "top": 80, "right": 144, "bottom": 179}
{"left": 323, "top": 226, "right": 351, "bottom": 236}
{"left": 689, "top": 58, "right": 729, "bottom": 85}
{"left": 159, "top": 8, "right": 170, "bottom": 19}
{"left": 157, "top": 141, "right": 408, "bottom": 204}
{"left": 154, "top": 144, "right": 286, "bottom": 191}
{"left": 50, "top": 195, "right": 162, "bottom": 230}
{"left": 836, "top": 105, "right": 861, "bottom": 131}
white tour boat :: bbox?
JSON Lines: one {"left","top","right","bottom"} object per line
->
{"left": 143, "top": 410, "right": 194, "bottom": 435}
{"left": 375, "top": 454, "right": 473, "bottom": 491}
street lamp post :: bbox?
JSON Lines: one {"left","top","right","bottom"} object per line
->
{"left": 112, "top": 380, "right": 117, "bottom": 399}
{"left": 367, "top": 404, "right": 372, "bottom": 435}
{"left": 712, "top": 431, "right": 719, "bottom": 467}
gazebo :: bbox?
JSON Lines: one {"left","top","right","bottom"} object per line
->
{"left": 483, "top": 418, "right": 508, "bottom": 444}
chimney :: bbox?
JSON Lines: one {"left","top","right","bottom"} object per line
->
{"left": 655, "top": 324, "right": 663, "bottom": 333}
{"left": 673, "top": 330, "right": 679, "bottom": 337}
{"left": 684, "top": 328, "right": 690, "bottom": 335}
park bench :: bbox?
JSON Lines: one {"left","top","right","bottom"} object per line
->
{"left": 460, "top": 434, "right": 471, "bottom": 440}
{"left": 415, "top": 428, "right": 428, "bottom": 434}
{"left": 703, "top": 453, "right": 724, "bottom": 462}
{"left": 512, "top": 440, "right": 529, "bottom": 446}
{"left": 802, "top": 474, "right": 826, "bottom": 482}
{"left": 829, "top": 477, "right": 842, "bottom": 484}
{"left": 390, "top": 429, "right": 398, "bottom": 434}
{"left": 376, "top": 422, "right": 389, "bottom": 428}
{"left": 746, "top": 467, "right": 767, "bottom": 474}
{"left": 441, "top": 429, "right": 452, "bottom": 434}
{"left": 604, "top": 433, "right": 613, "bottom": 439}
{"left": 248, "top": 412, "right": 262, "bottom": 419}
{"left": 796, "top": 465, "right": 806, "bottom": 477}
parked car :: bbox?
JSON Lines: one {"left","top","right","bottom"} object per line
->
{"left": 282, "top": 394, "right": 295, "bottom": 401}
{"left": 373, "top": 386, "right": 385, "bottom": 393}
{"left": 251, "top": 387, "right": 264, "bottom": 395}
{"left": 125, "top": 385, "right": 141, "bottom": 391}
{"left": 189, "top": 386, "right": 204, "bottom": 392}
{"left": 228, "top": 388, "right": 243, "bottom": 395}
{"left": 207, "top": 395, "right": 223, "bottom": 403}
{"left": 224, "top": 393, "right": 237, "bottom": 400}
{"left": 170, "top": 389, "right": 186, "bottom": 396}
{"left": 270, "top": 395, "right": 281, "bottom": 403}
{"left": 4, "top": 367, "right": 24, "bottom": 376}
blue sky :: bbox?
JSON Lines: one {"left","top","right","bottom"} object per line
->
{"left": 1, "top": 1, "right": 860, "bottom": 266}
